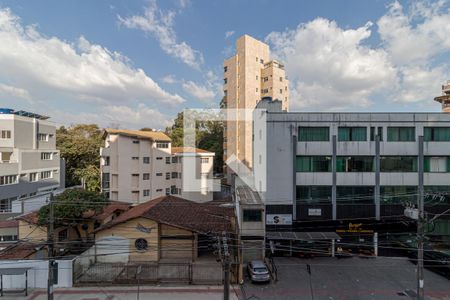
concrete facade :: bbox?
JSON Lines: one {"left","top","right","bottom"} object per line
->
{"left": 0, "top": 111, "right": 63, "bottom": 214}
{"left": 223, "top": 35, "right": 289, "bottom": 175}
{"left": 253, "top": 100, "right": 450, "bottom": 222}
{"left": 100, "top": 130, "right": 214, "bottom": 204}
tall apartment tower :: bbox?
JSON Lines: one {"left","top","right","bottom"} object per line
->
{"left": 223, "top": 34, "right": 289, "bottom": 178}
{"left": 434, "top": 80, "right": 450, "bottom": 112}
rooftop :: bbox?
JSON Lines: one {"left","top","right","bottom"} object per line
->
{"left": 96, "top": 195, "right": 233, "bottom": 234}
{"left": 171, "top": 147, "right": 214, "bottom": 155}
{"left": 103, "top": 129, "right": 171, "bottom": 142}
{"left": 0, "top": 108, "right": 49, "bottom": 120}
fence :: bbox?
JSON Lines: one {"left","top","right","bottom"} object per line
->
{"left": 73, "top": 261, "right": 223, "bottom": 285}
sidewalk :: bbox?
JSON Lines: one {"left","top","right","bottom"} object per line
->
{"left": 3, "top": 285, "right": 239, "bottom": 300}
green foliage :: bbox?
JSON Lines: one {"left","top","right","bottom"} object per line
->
{"left": 57, "top": 124, "right": 103, "bottom": 187}
{"left": 38, "top": 189, "right": 106, "bottom": 228}
{"left": 74, "top": 165, "right": 101, "bottom": 192}
{"left": 166, "top": 112, "right": 224, "bottom": 173}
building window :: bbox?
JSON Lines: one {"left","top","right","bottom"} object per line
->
{"left": 256, "top": 88, "right": 258, "bottom": 92}
{"left": 260, "top": 59, "right": 264, "bottom": 64}
{"left": 156, "top": 157, "right": 163, "bottom": 160}
{"left": 370, "top": 127, "right": 383, "bottom": 141}
{"left": 165, "top": 157, "right": 171, "bottom": 164}
{"left": 338, "top": 127, "right": 367, "bottom": 141}
{"left": 156, "top": 142, "right": 169, "bottom": 148}
{"left": 132, "top": 140, "right": 140, "bottom": 144}
{"left": 143, "top": 189, "right": 150, "bottom": 197}
{"left": 424, "top": 157, "right": 450, "bottom": 172}
{"left": 381, "top": 186, "right": 417, "bottom": 204}
{"left": 336, "top": 156, "right": 374, "bottom": 172}
{"left": 103, "top": 156, "right": 110, "bottom": 166}
{"left": 380, "top": 156, "right": 417, "bottom": 172}
{"left": 243, "top": 210, "right": 262, "bottom": 222}
{"left": 387, "top": 127, "right": 415, "bottom": 141}
{"left": 172, "top": 157, "right": 178, "bottom": 163}
{"left": 224, "top": 66, "right": 228, "bottom": 72}
{"left": 280, "top": 77, "right": 283, "bottom": 82}
{"left": 298, "top": 127, "right": 329, "bottom": 141}
{"left": 156, "top": 173, "right": 162, "bottom": 176}
{"left": 171, "top": 185, "right": 177, "bottom": 194}
{"left": 263, "top": 77, "right": 269, "bottom": 82}
{"left": 58, "top": 229, "right": 68, "bottom": 241}
{"left": 256, "top": 75, "right": 258, "bottom": 80}
{"left": 38, "top": 133, "right": 48, "bottom": 141}
{"left": 424, "top": 127, "right": 450, "bottom": 141}
{"left": 171, "top": 172, "right": 178, "bottom": 179}
{"left": 143, "top": 173, "right": 150, "bottom": 180}
{"left": 0, "top": 175, "right": 17, "bottom": 186}
{"left": 336, "top": 186, "right": 374, "bottom": 204}
{"left": 143, "top": 157, "right": 150, "bottom": 164}
{"left": 132, "top": 157, "right": 139, "bottom": 160}
{"left": 135, "top": 238, "right": 148, "bottom": 251}
{"left": 156, "top": 189, "right": 163, "bottom": 192}
{"left": 41, "top": 152, "right": 52, "bottom": 160}
{"left": 201, "top": 158, "right": 209, "bottom": 164}
{"left": 0, "top": 198, "right": 13, "bottom": 212}
{"left": 0, "top": 130, "right": 11, "bottom": 139}
{"left": 280, "top": 89, "right": 283, "bottom": 94}
{"left": 40, "top": 171, "right": 52, "bottom": 179}
{"left": 296, "top": 156, "right": 331, "bottom": 172}
{"left": 165, "top": 188, "right": 170, "bottom": 195}
{"left": 29, "top": 173, "right": 38, "bottom": 182}
{"left": 224, "top": 78, "right": 227, "bottom": 84}
{"left": 296, "top": 186, "right": 332, "bottom": 203}
{"left": 166, "top": 172, "right": 170, "bottom": 180}
{"left": 102, "top": 173, "right": 110, "bottom": 189}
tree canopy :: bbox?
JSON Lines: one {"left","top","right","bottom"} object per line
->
{"left": 38, "top": 189, "right": 106, "bottom": 239}
{"left": 57, "top": 124, "right": 103, "bottom": 190}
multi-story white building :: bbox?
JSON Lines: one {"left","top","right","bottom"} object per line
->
{"left": 100, "top": 129, "right": 214, "bottom": 204}
{"left": 0, "top": 108, "right": 64, "bottom": 214}
{"left": 223, "top": 35, "right": 289, "bottom": 176}
{"left": 253, "top": 99, "right": 450, "bottom": 251}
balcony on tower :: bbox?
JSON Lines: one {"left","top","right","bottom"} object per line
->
{"left": 434, "top": 80, "right": 450, "bottom": 112}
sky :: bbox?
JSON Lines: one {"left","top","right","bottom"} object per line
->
{"left": 0, "top": 0, "right": 449, "bottom": 129}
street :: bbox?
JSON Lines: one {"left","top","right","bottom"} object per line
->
{"left": 242, "top": 257, "right": 450, "bottom": 300}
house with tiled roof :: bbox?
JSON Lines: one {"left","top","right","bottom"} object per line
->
{"left": 100, "top": 129, "right": 215, "bottom": 204}
{"left": 93, "top": 195, "right": 233, "bottom": 263}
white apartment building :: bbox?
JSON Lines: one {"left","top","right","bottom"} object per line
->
{"left": 0, "top": 108, "right": 64, "bottom": 214}
{"left": 223, "top": 34, "right": 289, "bottom": 175}
{"left": 100, "top": 129, "right": 214, "bottom": 204}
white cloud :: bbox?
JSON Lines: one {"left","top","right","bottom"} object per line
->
{"left": 51, "top": 103, "right": 172, "bottom": 130}
{"left": 0, "top": 83, "right": 30, "bottom": 100}
{"left": 118, "top": 0, "right": 203, "bottom": 69}
{"left": 0, "top": 8, "right": 184, "bottom": 107}
{"left": 225, "top": 30, "right": 235, "bottom": 39}
{"left": 162, "top": 74, "right": 178, "bottom": 84}
{"left": 266, "top": 18, "right": 396, "bottom": 110}
{"left": 182, "top": 81, "right": 216, "bottom": 103}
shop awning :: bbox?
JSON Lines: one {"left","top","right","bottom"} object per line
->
{"left": 266, "top": 232, "right": 340, "bottom": 241}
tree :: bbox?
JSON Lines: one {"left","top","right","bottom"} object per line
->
{"left": 74, "top": 165, "right": 101, "bottom": 192}
{"left": 38, "top": 189, "right": 106, "bottom": 241}
{"left": 166, "top": 112, "right": 224, "bottom": 173}
{"left": 57, "top": 124, "right": 103, "bottom": 187}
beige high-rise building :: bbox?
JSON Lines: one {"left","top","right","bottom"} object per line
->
{"left": 223, "top": 34, "right": 289, "bottom": 177}
{"left": 434, "top": 80, "right": 450, "bottom": 112}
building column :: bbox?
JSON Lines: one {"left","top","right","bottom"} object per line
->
{"left": 332, "top": 135, "right": 337, "bottom": 220}
{"left": 331, "top": 239, "right": 335, "bottom": 257}
{"left": 373, "top": 232, "right": 378, "bottom": 257}
{"left": 418, "top": 136, "right": 424, "bottom": 214}
{"left": 375, "top": 135, "right": 381, "bottom": 220}
{"left": 292, "top": 125, "right": 297, "bottom": 221}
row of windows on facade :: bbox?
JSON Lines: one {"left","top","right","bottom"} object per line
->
{"left": 296, "top": 185, "right": 450, "bottom": 204}
{"left": 298, "top": 126, "right": 450, "bottom": 142}
{"left": 296, "top": 156, "right": 450, "bottom": 173}
{"left": 102, "top": 172, "right": 187, "bottom": 188}
{"left": 104, "top": 156, "right": 208, "bottom": 165}
{"left": 0, "top": 131, "right": 53, "bottom": 141}
{"left": 108, "top": 186, "right": 182, "bottom": 198}
{"left": 0, "top": 170, "right": 55, "bottom": 186}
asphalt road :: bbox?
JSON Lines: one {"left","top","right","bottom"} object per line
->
{"left": 242, "top": 256, "right": 450, "bottom": 300}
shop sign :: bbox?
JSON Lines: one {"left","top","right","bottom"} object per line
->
{"left": 336, "top": 223, "right": 374, "bottom": 233}
{"left": 266, "top": 214, "right": 292, "bottom": 225}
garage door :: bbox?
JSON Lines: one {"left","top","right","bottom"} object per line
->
{"left": 161, "top": 239, "right": 193, "bottom": 260}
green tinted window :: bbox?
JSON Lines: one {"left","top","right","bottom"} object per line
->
{"left": 338, "top": 127, "right": 367, "bottom": 141}
{"left": 296, "top": 156, "right": 331, "bottom": 172}
{"left": 381, "top": 186, "right": 417, "bottom": 204}
{"left": 336, "top": 156, "right": 374, "bottom": 172}
{"left": 380, "top": 156, "right": 417, "bottom": 172}
{"left": 296, "top": 186, "right": 332, "bottom": 203}
{"left": 298, "top": 127, "right": 329, "bottom": 141}
{"left": 387, "top": 127, "right": 415, "bottom": 141}
{"left": 424, "top": 127, "right": 450, "bottom": 141}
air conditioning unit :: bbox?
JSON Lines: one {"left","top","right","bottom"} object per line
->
{"left": 404, "top": 208, "right": 419, "bottom": 220}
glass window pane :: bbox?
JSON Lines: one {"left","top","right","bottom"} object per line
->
{"left": 298, "top": 127, "right": 329, "bottom": 141}
{"left": 380, "top": 156, "right": 417, "bottom": 172}
{"left": 296, "top": 186, "right": 332, "bottom": 203}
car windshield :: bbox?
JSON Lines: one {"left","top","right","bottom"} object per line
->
{"left": 254, "top": 267, "right": 267, "bottom": 272}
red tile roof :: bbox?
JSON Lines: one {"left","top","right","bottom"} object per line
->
{"left": 0, "top": 242, "right": 42, "bottom": 259}
{"left": 0, "top": 220, "right": 18, "bottom": 228}
{"left": 96, "top": 196, "right": 233, "bottom": 234}
{"left": 171, "top": 147, "right": 214, "bottom": 154}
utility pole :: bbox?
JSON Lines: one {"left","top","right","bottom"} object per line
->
{"left": 222, "top": 231, "right": 230, "bottom": 300}
{"left": 417, "top": 135, "right": 424, "bottom": 300}
{"left": 47, "top": 193, "right": 55, "bottom": 300}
